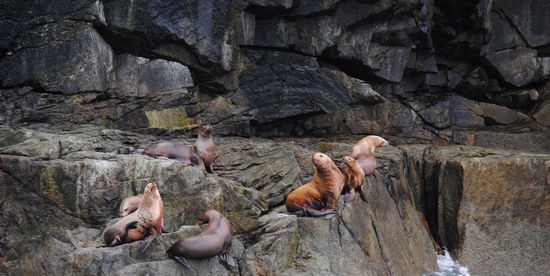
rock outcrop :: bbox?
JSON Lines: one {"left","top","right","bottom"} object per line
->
{"left": 0, "top": 125, "right": 438, "bottom": 275}
{"left": 1, "top": 125, "right": 549, "bottom": 275}
{"left": 0, "top": 0, "right": 549, "bottom": 150}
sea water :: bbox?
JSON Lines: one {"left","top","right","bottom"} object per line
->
{"left": 422, "top": 250, "right": 470, "bottom": 276}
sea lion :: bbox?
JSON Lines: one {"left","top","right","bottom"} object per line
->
{"left": 339, "top": 155, "right": 366, "bottom": 203}
{"left": 119, "top": 194, "right": 144, "bottom": 217}
{"left": 349, "top": 135, "right": 389, "bottom": 175}
{"left": 285, "top": 152, "right": 345, "bottom": 219}
{"left": 142, "top": 125, "right": 214, "bottom": 173}
{"left": 194, "top": 125, "right": 215, "bottom": 173}
{"left": 142, "top": 142, "right": 205, "bottom": 171}
{"left": 100, "top": 182, "right": 164, "bottom": 253}
{"left": 167, "top": 209, "right": 235, "bottom": 268}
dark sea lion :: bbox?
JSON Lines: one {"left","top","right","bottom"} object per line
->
{"left": 339, "top": 155, "right": 366, "bottom": 203}
{"left": 194, "top": 125, "right": 215, "bottom": 173}
{"left": 119, "top": 194, "right": 144, "bottom": 217}
{"left": 349, "top": 135, "right": 389, "bottom": 175}
{"left": 142, "top": 125, "right": 215, "bottom": 173}
{"left": 100, "top": 182, "right": 164, "bottom": 253}
{"left": 142, "top": 142, "right": 203, "bottom": 169}
{"left": 167, "top": 209, "right": 235, "bottom": 268}
{"left": 285, "top": 152, "right": 345, "bottom": 219}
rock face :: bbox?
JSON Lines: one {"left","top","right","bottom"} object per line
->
{"left": 1, "top": 125, "right": 549, "bottom": 275}
{"left": 0, "top": 125, "right": 438, "bottom": 275}
{"left": 1, "top": 0, "right": 550, "bottom": 275}
{"left": 0, "top": 0, "right": 549, "bottom": 150}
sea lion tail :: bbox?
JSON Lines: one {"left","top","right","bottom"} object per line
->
{"left": 219, "top": 252, "right": 237, "bottom": 267}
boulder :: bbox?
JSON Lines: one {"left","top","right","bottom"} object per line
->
{"left": 403, "top": 145, "right": 550, "bottom": 276}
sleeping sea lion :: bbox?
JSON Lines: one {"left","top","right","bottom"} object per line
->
{"left": 167, "top": 209, "right": 235, "bottom": 268}
{"left": 100, "top": 182, "right": 164, "bottom": 253}
{"left": 285, "top": 152, "right": 345, "bottom": 219}
{"left": 339, "top": 155, "right": 366, "bottom": 203}
{"left": 119, "top": 194, "right": 144, "bottom": 217}
{"left": 349, "top": 135, "right": 389, "bottom": 175}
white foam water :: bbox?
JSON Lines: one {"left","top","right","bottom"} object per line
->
{"left": 433, "top": 250, "right": 470, "bottom": 276}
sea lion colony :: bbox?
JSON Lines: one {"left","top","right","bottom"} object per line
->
{"left": 100, "top": 126, "right": 389, "bottom": 269}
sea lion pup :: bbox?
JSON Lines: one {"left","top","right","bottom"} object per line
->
{"left": 349, "top": 135, "right": 389, "bottom": 175}
{"left": 167, "top": 209, "right": 236, "bottom": 268}
{"left": 339, "top": 156, "right": 366, "bottom": 203}
{"left": 100, "top": 182, "right": 164, "bottom": 253}
{"left": 285, "top": 152, "right": 345, "bottom": 219}
{"left": 194, "top": 125, "right": 215, "bottom": 173}
{"left": 119, "top": 194, "right": 144, "bottom": 217}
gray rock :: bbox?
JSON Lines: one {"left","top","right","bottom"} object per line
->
{"left": 0, "top": 22, "right": 113, "bottom": 94}
{"left": 235, "top": 50, "right": 352, "bottom": 124}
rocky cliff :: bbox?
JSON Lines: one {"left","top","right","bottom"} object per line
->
{"left": 1, "top": 0, "right": 549, "bottom": 275}
{"left": 1, "top": 0, "right": 549, "bottom": 149}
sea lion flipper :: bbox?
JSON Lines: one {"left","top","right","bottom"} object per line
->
{"left": 323, "top": 213, "right": 337, "bottom": 220}
{"left": 302, "top": 207, "right": 338, "bottom": 218}
{"left": 138, "top": 230, "right": 158, "bottom": 253}
{"left": 219, "top": 252, "right": 236, "bottom": 267}
{"left": 172, "top": 255, "right": 191, "bottom": 268}
{"left": 344, "top": 189, "right": 356, "bottom": 203}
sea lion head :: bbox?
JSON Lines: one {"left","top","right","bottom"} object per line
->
{"left": 195, "top": 209, "right": 220, "bottom": 225}
{"left": 342, "top": 155, "right": 359, "bottom": 169}
{"left": 311, "top": 152, "right": 333, "bottom": 170}
{"left": 141, "top": 183, "right": 161, "bottom": 206}
{"left": 350, "top": 135, "right": 389, "bottom": 157}
{"left": 144, "top": 182, "right": 158, "bottom": 194}
{"left": 340, "top": 155, "right": 365, "bottom": 183}
{"left": 371, "top": 136, "right": 389, "bottom": 147}
{"left": 198, "top": 125, "right": 213, "bottom": 136}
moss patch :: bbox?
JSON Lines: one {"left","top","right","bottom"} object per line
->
{"left": 145, "top": 107, "right": 197, "bottom": 129}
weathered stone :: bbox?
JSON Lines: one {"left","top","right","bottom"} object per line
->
{"left": 534, "top": 101, "right": 550, "bottom": 127}
{"left": 115, "top": 54, "right": 194, "bottom": 98}
{"left": 418, "top": 101, "right": 451, "bottom": 129}
{"left": 331, "top": 70, "right": 386, "bottom": 104}
{"left": 0, "top": 22, "right": 113, "bottom": 94}
{"left": 486, "top": 47, "right": 550, "bottom": 87}
{"left": 402, "top": 145, "right": 550, "bottom": 276}
{"left": 235, "top": 50, "right": 352, "bottom": 124}
{"left": 0, "top": 126, "right": 445, "bottom": 275}
{"left": 496, "top": 0, "right": 550, "bottom": 47}
{"left": 2, "top": 0, "right": 550, "bottom": 273}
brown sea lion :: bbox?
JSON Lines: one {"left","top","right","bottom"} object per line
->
{"left": 100, "top": 182, "right": 164, "bottom": 253}
{"left": 349, "top": 135, "right": 389, "bottom": 175}
{"left": 194, "top": 125, "right": 215, "bottom": 173}
{"left": 285, "top": 152, "right": 345, "bottom": 219}
{"left": 339, "top": 155, "right": 366, "bottom": 203}
{"left": 167, "top": 209, "right": 235, "bottom": 268}
{"left": 119, "top": 194, "right": 144, "bottom": 217}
